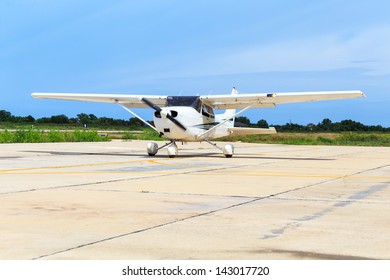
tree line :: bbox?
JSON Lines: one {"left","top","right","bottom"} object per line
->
{"left": 234, "top": 116, "right": 390, "bottom": 132}
{"left": 1, "top": 109, "right": 389, "bottom": 132}
{"left": 0, "top": 110, "right": 144, "bottom": 128}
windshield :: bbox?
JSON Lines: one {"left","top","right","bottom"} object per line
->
{"left": 166, "top": 96, "right": 201, "bottom": 111}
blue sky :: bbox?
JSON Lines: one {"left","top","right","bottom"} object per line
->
{"left": 1, "top": 0, "right": 389, "bottom": 126}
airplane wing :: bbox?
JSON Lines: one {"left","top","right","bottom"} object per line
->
{"left": 31, "top": 93, "right": 167, "bottom": 108}
{"left": 200, "top": 90, "right": 365, "bottom": 110}
{"left": 32, "top": 90, "right": 365, "bottom": 110}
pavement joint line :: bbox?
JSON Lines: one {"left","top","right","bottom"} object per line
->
{"left": 2, "top": 170, "right": 390, "bottom": 181}
{"left": 35, "top": 173, "right": 351, "bottom": 260}
{"left": 30, "top": 173, "right": 347, "bottom": 260}
{"left": 0, "top": 162, "right": 267, "bottom": 196}
{"left": 0, "top": 158, "right": 179, "bottom": 174}
{"left": 4, "top": 146, "right": 389, "bottom": 259}
{"left": 0, "top": 143, "right": 355, "bottom": 174}
{"left": 186, "top": 172, "right": 390, "bottom": 180}
{"left": 260, "top": 184, "right": 389, "bottom": 241}
{"left": 32, "top": 195, "right": 259, "bottom": 260}
{"left": 272, "top": 193, "right": 390, "bottom": 205}
{"left": 31, "top": 167, "right": 371, "bottom": 260}
{"left": 2, "top": 156, "right": 388, "bottom": 197}
{"left": 136, "top": 190, "right": 263, "bottom": 200}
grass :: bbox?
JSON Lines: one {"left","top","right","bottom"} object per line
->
{"left": 0, "top": 129, "right": 109, "bottom": 143}
{"left": 219, "top": 132, "right": 390, "bottom": 147}
{"left": 118, "top": 129, "right": 390, "bottom": 147}
{"left": 1, "top": 127, "right": 389, "bottom": 147}
{"left": 121, "top": 129, "right": 161, "bottom": 141}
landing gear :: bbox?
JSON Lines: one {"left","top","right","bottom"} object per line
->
{"left": 205, "top": 140, "right": 235, "bottom": 158}
{"left": 222, "top": 144, "right": 234, "bottom": 158}
{"left": 167, "top": 142, "right": 178, "bottom": 158}
{"left": 146, "top": 142, "right": 158, "bottom": 156}
{"left": 146, "top": 141, "right": 178, "bottom": 158}
{"left": 146, "top": 140, "right": 234, "bottom": 158}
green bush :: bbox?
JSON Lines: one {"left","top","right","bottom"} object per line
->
{"left": 47, "top": 130, "right": 65, "bottom": 142}
{"left": 0, "top": 130, "right": 14, "bottom": 143}
{"left": 219, "top": 132, "right": 390, "bottom": 147}
{"left": 122, "top": 129, "right": 160, "bottom": 141}
{"left": 337, "top": 133, "right": 390, "bottom": 146}
{"left": 0, "top": 129, "right": 109, "bottom": 143}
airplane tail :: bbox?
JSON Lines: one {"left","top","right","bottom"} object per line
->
{"left": 223, "top": 87, "right": 238, "bottom": 126}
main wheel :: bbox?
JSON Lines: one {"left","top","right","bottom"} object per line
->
{"left": 223, "top": 144, "right": 234, "bottom": 158}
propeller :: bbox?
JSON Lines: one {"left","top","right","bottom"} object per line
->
{"left": 141, "top": 98, "right": 187, "bottom": 131}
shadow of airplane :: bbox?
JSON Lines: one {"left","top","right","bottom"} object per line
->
{"left": 22, "top": 150, "right": 334, "bottom": 161}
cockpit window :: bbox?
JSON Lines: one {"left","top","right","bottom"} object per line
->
{"left": 203, "top": 104, "right": 214, "bottom": 118}
{"left": 166, "top": 96, "right": 201, "bottom": 111}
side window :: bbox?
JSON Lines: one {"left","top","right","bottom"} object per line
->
{"left": 201, "top": 104, "right": 214, "bottom": 118}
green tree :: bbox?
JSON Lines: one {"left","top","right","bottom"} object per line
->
{"left": 129, "top": 117, "right": 144, "bottom": 128}
{"left": 36, "top": 117, "right": 51, "bottom": 123}
{"left": 88, "top": 114, "right": 98, "bottom": 121}
{"left": 50, "top": 114, "right": 69, "bottom": 124}
{"left": 256, "top": 119, "right": 269, "bottom": 128}
{"left": 317, "top": 118, "right": 333, "bottom": 131}
{"left": 235, "top": 116, "right": 251, "bottom": 127}
{"left": 77, "top": 113, "right": 90, "bottom": 124}
{"left": 23, "top": 115, "right": 35, "bottom": 123}
{"left": 97, "top": 117, "right": 114, "bottom": 126}
{"left": 338, "top": 119, "right": 366, "bottom": 131}
{"left": 0, "top": 110, "right": 12, "bottom": 121}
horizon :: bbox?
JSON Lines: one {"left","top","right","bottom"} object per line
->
{"left": 2, "top": 108, "right": 388, "bottom": 129}
{"left": 1, "top": 1, "right": 389, "bottom": 126}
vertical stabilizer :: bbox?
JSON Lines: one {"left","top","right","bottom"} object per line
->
{"left": 223, "top": 87, "right": 238, "bottom": 125}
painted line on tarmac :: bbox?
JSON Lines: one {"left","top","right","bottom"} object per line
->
{"left": 191, "top": 172, "right": 390, "bottom": 180}
{"left": 0, "top": 162, "right": 266, "bottom": 195}
{"left": 2, "top": 171, "right": 389, "bottom": 181}
{"left": 0, "top": 158, "right": 181, "bottom": 174}
{"left": 32, "top": 164, "right": 389, "bottom": 259}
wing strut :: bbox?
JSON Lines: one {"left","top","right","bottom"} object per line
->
{"left": 196, "top": 103, "right": 256, "bottom": 140}
{"left": 116, "top": 102, "right": 159, "bottom": 132}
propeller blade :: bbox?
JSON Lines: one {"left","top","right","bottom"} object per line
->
{"left": 141, "top": 98, "right": 162, "bottom": 112}
{"left": 166, "top": 114, "right": 187, "bottom": 131}
{"left": 141, "top": 98, "right": 187, "bottom": 131}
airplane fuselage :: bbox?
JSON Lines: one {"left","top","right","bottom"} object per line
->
{"left": 153, "top": 106, "right": 233, "bottom": 141}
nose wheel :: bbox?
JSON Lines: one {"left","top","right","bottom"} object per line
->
{"left": 146, "top": 141, "right": 178, "bottom": 158}
{"left": 146, "top": 142, "right": 158, "bottom": 156}
{"left": 167, "top": 142, "right": 178, "bottom": 158}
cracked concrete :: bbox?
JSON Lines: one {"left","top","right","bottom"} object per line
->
{"left": 0, "top": 140, "right": 389, "bottom": 259}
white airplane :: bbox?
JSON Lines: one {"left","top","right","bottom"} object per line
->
{"left": 32, "top": 87, "right": 365, "bottom": 158}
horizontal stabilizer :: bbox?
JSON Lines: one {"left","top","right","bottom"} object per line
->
{"left": 228, "top": 127, "right": 277, "bottom": 135}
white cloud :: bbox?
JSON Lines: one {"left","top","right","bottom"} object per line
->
{"left": 175, "top": 25, "right": 390, "bottom": 77}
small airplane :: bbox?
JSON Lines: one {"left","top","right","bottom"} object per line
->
{"left": 32, "top": 87, "right": 365, "bottom": 158}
